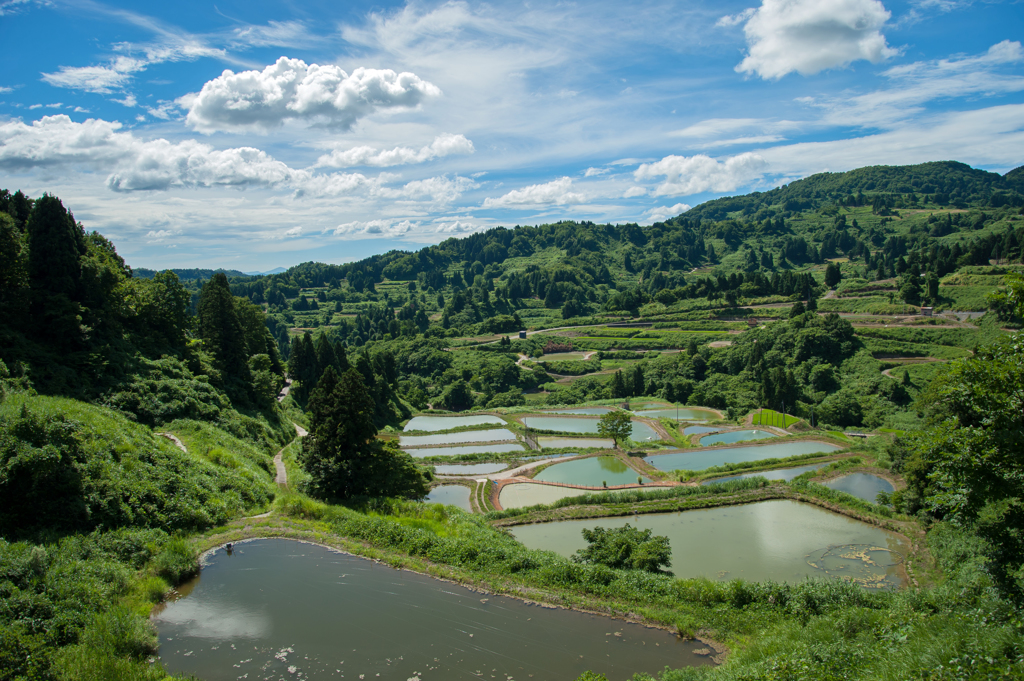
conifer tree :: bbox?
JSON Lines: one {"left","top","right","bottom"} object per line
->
{"left": 198, "top": 273, "right": 252, "bottom": 401}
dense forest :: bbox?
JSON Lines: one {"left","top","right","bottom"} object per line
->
{"left": 1, "top": 160, "right": 1023, "bottom": 680}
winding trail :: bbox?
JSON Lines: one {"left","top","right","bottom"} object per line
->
{"left": 156, "top": 432, "right": 187, "bottom": 453}
{"left": 273, "top": 422, "right": 309, "bottom": 486}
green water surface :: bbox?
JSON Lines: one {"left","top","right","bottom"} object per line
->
{"left": 534, "top": 456, "right": 650, "bottom": 487}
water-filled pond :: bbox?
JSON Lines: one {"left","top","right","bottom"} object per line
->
{"left": 425, "top": 485, "right": 473, "bottom": 511}
{"left": 534, "top": 456, "right": 651, "bottom": 487}
{"left": 499, "top": 483, "right": 606, "bottom": 509}
{"left": 154, "top": 539, "right": 711, "bottom": 680}
{"left": 700, "top": 429, "right": 777, "bottom": 445}
{"left": 541, "top": 407, "right": 612, "bottom": 415}
{"left": 634, "top": 407, "right": 719, "bottom": 421}
{"left": 702, "top": 464, "right": 826, "bottom": 485}
{"left": 404, "top": 414, "right": 505, "bottom": 432}
{"left": 538, "top": 437, "right": 613, "bottom": 449}
{"left": 522, "top": 416, "right": 659, "bottom": 441}
{"left": 683, "top": 426, "right": 720, "bottom": 435}
{"left": 645, "top": 441, "right": 841, "bottom": 472}
{"left": 825, "top": 473, "right": 895, "bottom": 503}
{"left": 431, "top": 462, "right": 507, "bottom": 475}
{"left": 404, "top": 443, "right": 526, "bottom": 458}
{"left": 399, "top": 428, "right": 517, "bottom": 447}
{"left": 510, "top": 500, "right": 908, "bottom": 588}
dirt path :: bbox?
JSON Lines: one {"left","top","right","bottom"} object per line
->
{"left": 156, "top": 432, "right": 187, "bottom": 453}
{"left": 277, "top": 377, "right": 293, "bottom": 402}
{"left": 273, "top": 422, "right": 309, "bottom": 486}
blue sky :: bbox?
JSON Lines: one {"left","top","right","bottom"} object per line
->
{"left": 1, "top": 0, "right": 1022, "bottom": 271}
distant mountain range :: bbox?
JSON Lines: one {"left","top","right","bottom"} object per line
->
{"left": 244, "top": 267, "right": 288, "bottom": 276}
{"left": 133, "top": 266, "right": 287, "bottom": 280}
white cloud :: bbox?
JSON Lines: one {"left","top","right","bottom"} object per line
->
{"left": 333, "top": 219, "right": 418, "bottom": 236}
{"left": 698, "top": 134, "right": 787, "bottom": 148}
{"left": 145, "top": 228, "right": 181, "bottom": 242}
{"left": 732, "top": 0, "right": 899, "bottom": 79}
{"left": 634, "top": 153, "right": 769, "bottom": 196}
{"left": 231, "top": 21, "right": 321, "bottom": 48}
{"left": 145, "top": 101, "right": 179, "bottom": 120}
{"left": 45, "top": 102, "right": 62, "bottom": 108}
{"left": 0, "top": 86, "right": 14, "bottom": 94}
{"left": 315, "top": 133, "right": 474, "bottom": 168}
{"left": 283, "top": 226, "right": 302, "bottom": 238}
{"left": 181, "top": 57, "right": 441, "bottom": 134}
{"left": 717, "top": 8, "right": 756, "bottom": 27}
{"left": 645, "top": 203, "right": 692, "bottom": 223}
{"left": 42, "top": 57, "right": 147, "bottom": 94}
{"left": 379, "top": 175, "right": 477, "bottom": 204}
{"left": 481, "top": 177, "right": 586, "bottom": 208}
{"left": 623, "top": 186, "right": 647, "bottom": 198}
{"left": 584, "top": 167, "right": 610, "bottom": 177}
{"left": 113, "top": 94, "right": 138, "bottom": 108}
{"left": 73, "top": 106, "right": 90, "bottom": 113}
{"left": 804, "top": 40, "right": 1024, "bottom": 128}
{"left": 28, "top": 104, "right": 42, "bottom": 110}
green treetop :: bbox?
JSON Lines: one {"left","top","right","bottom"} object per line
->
{"left": 597, "top": 410, "right": 633, "bottom": 448}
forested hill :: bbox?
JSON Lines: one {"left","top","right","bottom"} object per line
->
{"left": 134, "top": 267, "right": 251, "bottom": 281}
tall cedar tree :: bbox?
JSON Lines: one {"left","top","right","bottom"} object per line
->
{"left": 198, "top": 273, "right": 252, "bottom": 402}
{"left": 26, "top": 195, "right": 87, "bottom": 350}
{"left": 301, "top": 366, "right": 427, "bottom": 500}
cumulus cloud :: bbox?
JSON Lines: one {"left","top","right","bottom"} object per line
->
{"left": 315, "top": 133, "right": 473, "bottom": 168}
{"left": 181, "top": 57, "right": 441, "bottom": 134}
{"left": 145, "top": 228, "right": 181, "bottom": 242}
{"left": 729, "top": 0, "right": 899, "bottom": 79}
{"left": 633, "top": 153, "right": 768, "bottom": 196}
{"left": 0, "top": 115, "right": 461, "bottom": 201}
{"left": 482, "top": 177, "right": 586, "bottom": 208}
{"left": 645, "top": 203, "right": 692, "bottom": 223}
{"left": 584, "top": 167, "right": 610, "bottom": 177}
{"left": 333, "top": 219, "right": 418, "bottom": 236}
{"left": 623, "top": 186, "right": 647, "bottom": 198}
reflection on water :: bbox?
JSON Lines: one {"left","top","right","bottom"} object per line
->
{"left": 541, "top": 407, "right": 611, "bottom": 415}
{"left": 399, "top": 428, "right": 517, "bottom": 447}
{"left": 645, "top": 441, "right": 842, "bottom": 472}
{"left": 700, "top": 430, "right": 777, "bottom": 446}
{"left": 824, "top": 474, "right": 895, "bottom": 503}
{"left": 510, "top": 500, "right": 908, "bottom": 588}
{"left": 155, "top": 539, "right": 712, "bottom": 680}
{"left": 534, "top": 456, "right": 650, "bottom": 487}
{"left": 635, "top": 408, "right": 718, "bottom": 421}
{"left": 682, "top": 426, "right": 720, "bottom": 435}
{"left": 538, "top": 437, "right": 613, "bottom": 449}
{"left": 425, "top": 485, "right": 473, "bottom": 511}
{"left": 702, "top": 464, "right": 825, "bottom": 485}
{"left": 522, "top": 417, "right": 659, "bottom": 441}
{"left": 404, "top": 415, "right": 505, "bottom": 432}
{"left": 431, "top": 462, "right": 507, "bottom": 475}
{"left": 499, "top": 483, "right": 606, "bottom": 509}
{"left": 403, "top": 443, "right": 526, "bottom": 458}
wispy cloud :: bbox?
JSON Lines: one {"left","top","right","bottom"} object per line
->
{"left": 315, "top": 133, "right": 473, "bottom": 168}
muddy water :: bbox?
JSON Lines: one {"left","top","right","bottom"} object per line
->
{"left": 431, "top": 463, "right": 508, "bottom": 475}
{"left": 509, "top": 500, "right": 908, "bottom": 588}
{"left": 154, "top": 539, "right": 712, "bottom": 680}
{"left": 521, "top": 416, "right": 659, "bottom": 441}
{"left": 399, "top": 429, "right": 517, "bottom": 447}
{"left": 404, "top": 443, "right": 527, "bottom": 458}
{"left": 702, "top": 464, "right": 826, "bottom": 484}
{"left": 700, "top": 429, "right": 777, "bottom": 445}
{"left": 634, "top": 408, "right": 718, "bottom": 421}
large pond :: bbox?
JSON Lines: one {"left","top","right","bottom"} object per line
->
{"left": 700, "top": 429, "right": 777, "bottom": 446}
{"left": 499, "top": 483, "right": 605, "bottom": 509}
{"left": 404, "top": 443, "right": 527, "bottom": 458}
{"left": 154, "top": 539, "right": 711, "bottom": 680}
{"left": 425, "top": 485, "right": 473, "bottom": 511}
{"left": 510, "top": 500, "right": 908, "bottom": 588}
{"left": 431, "top": 462, "right": 508, "bottom": 475}
{"left": 534, "top": 456, "right": 650, "bottom": 487}
{"left": 825, "top": 474, "right": 895, "bottom": 503}
{"left": 702, "top": 464, "right": 826, "bottom": 485}
{"left": 522, "top": 416, "right": 659, "bottom": 441}
{"left": 645, "top": 441, "right": 842, "bottom": 472}
{"left": 634, "top": 407, "right": 719, "bottom": 421}
{"left": 399, "top": 428, "right": 517, "bottom": 447}
{"left": 404, "top": 415, "right": 505, "bottom": 432}
{"left": 538, "top": 437, "right": 613, "bottom": 449}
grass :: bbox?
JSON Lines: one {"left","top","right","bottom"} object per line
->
{"left": 750, "top": 409, "right": 800, "bottom": 428}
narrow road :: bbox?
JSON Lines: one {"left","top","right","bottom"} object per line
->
{"left": 273, "top": 422, "right": 309, "bottom": 486}
{"left": 156, "top": 432, "right": 187, "bottom": 452}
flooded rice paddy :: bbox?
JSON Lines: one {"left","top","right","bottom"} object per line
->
{"left": 154, "top": 539, "right": 712, "bottom": 681}
{"left": 399, "top": 429, "right": 517, "bottom": 447}
{"left": 404, "top": 415, "right": 505, "bottom": 432}
{"left": 431, "top": 463, "right": 508, "bottom": 475}
{"left": 533, "top": 456, "right": 650, "bottom": 487}
{"left": 498, "top": 483, "right": 606, "bottom": 509}
{"left": 702, "top": 464, "right": 826, "bottom": 484}
{"left": 541, "top": 407, "right": 612, "bottom": 415}
{"left": 824, "top": 474, "right": 895, "bottom": 503}
{"left": 634, "top": 407, "right": 719, "bottom": 421}
{"left": 699, "top": 429, "right": 777, "bottom": 445}
{"left": 425, "top": 485, "right": 473, "bottom": 511}
{"left": 682, "top": 426, "right": 720, "bottom": 435}
{"left": 521, "top": 416, "right": 659, "bottom": 441}
{"left": 538, "top": 437, "right": 613, "bottom": 449}
{"left": 403, "top": 443, "right": 526, "bottom": 458}
{"left": 510, "top": 500, "right": 908, "bottom": 588}
{"left": 645, "top": 441, "right": 842, "bottom": 472}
